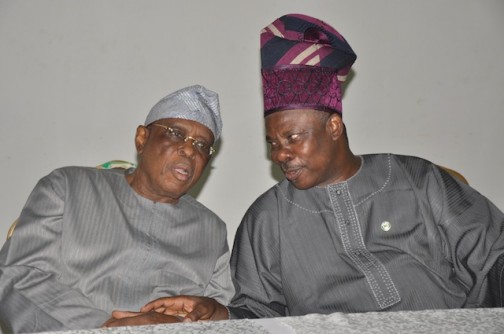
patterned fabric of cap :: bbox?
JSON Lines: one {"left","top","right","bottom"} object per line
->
{"left": 145, "top": 85, "right": 222, "bottom": 141}
{"left": 261, "top": 14, "right": 357, "bottom": 116}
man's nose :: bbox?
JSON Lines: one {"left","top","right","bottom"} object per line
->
{"left": 178, "top": 138, "right": 197, "bottom": 158}
{"left": 272, "top": 145, "right": 292, "bottom": 164}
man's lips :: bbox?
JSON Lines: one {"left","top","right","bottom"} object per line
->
{"left": 282, "top": 166, "right": 302, "bottom": 181}
{"left": 172, "top": 164, "right": 192, "bottom": 181}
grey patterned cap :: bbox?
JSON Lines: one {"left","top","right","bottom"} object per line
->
{"left": 145, "top": 85, "right": 222, "bottom": 141}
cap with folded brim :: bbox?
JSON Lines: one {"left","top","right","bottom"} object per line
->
{"left": 261, "top": 14, "right": 356, "bottom": 116}
{"left": 145, "top": 85, "right": 222, "bottom": 141}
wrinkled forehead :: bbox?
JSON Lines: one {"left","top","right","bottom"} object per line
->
{"left": 266, "top": 108, "right": 331, "bottom": 124}
{"left": 265, "top": 109, "right": 329, "bottom": 135}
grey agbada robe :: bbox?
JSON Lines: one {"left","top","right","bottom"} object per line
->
{"left": 0, "top": 167, "right": 234, "bottom": 333}
{"left": 228, "top": 154, "right": 504, "bottom": 318}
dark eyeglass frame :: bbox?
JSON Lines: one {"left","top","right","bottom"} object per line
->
{"left": 150, "top": 123, "right": 215, "bottom": 157}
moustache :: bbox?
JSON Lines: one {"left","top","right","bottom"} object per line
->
{"left": 281, "top": 162, "right": 302, "bottom": 172}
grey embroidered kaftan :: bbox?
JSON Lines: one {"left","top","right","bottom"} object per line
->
{"left": 228, "top": 154, "right": 504, "bottom": 318}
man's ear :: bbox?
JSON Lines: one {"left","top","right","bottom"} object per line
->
{"left": 327, "top": 114, "right": 344, "bottom": 140}
{"left": 135, "top": 126, "right": 149, "bottom": 154}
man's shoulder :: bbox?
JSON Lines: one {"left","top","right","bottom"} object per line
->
{"left": 363, "top": 153, "right": 433, "bottom": 166}
{"left": 251, "top": 181, "right": 284, "bottom": 203}
{"left": 243, "top": 181, "right": 288, "bottom": 219}
{"left": 391, "top": 153, "right": 433, "bottom": 166}
{"left": 363, "top": 153, "right": 463, "bottom": 192}
{"left": 387, "top": 153, "right": 440, "bottom": 177}
{"left": 40, "top": 166, "right": 126, "bottom": 189}
{"left": 362, "top": 153, "right": 436, "bottom": 177}
{"left": 51, "top": 165, "right": 125, "bottom": 177}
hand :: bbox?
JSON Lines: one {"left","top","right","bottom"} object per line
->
{"left": 102, "top": 310, "right": 182, "bottom": 327}
{"left": 141, "top": 295, "right": 229, "bottom": 322}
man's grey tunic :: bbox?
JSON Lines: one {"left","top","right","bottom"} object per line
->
{"left": 229, "top": 154, "right": 504, "bottom": 318}
{"left": 0, "top": 167, "right": 234, "bottom": 333}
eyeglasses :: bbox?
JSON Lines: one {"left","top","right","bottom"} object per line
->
{"left": 150, "top": 123, "right": 215, "bottom": 157}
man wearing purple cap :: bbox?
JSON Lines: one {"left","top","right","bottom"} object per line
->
{"left": 142, "top": 14, "right": 504, "bottom": 321}
{"left": 0, "top": 85, "right": 234, "bottom": 333}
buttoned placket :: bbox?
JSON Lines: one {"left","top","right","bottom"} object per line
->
{"left": 327, "top": 182, "right": 401, "bottom": 310}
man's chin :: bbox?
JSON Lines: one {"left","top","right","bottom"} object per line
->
{"left": 288, "top": 178, "right": 314, "bottom": 190}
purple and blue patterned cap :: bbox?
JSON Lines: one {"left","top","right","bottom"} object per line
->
{"left": 145, "top": 85, "right": 222, "bottom": 141}
{"left": 261, "top": 14, "right": 357, "bottom": 116}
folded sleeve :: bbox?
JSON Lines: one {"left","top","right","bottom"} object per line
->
{"left": 203, "top": 244, "right": 235, "bottom": 305}
{"left": 0, "top": 170, "right": 109, "bottom": 333}
{"left": 228, "top": 195, "right": 287, "bottom": 319}
{"left": 428, "top": 166, "right": 504, "bottom": 306}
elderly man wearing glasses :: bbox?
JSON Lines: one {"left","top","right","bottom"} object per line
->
{"left": 0, "top": 85, "right": 234, "bottom": 333}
